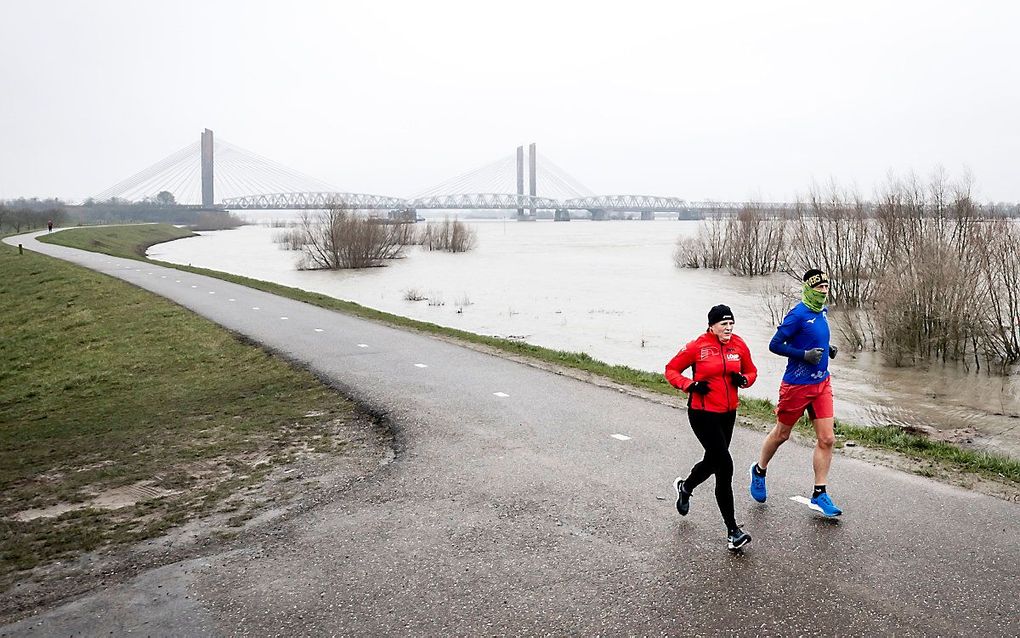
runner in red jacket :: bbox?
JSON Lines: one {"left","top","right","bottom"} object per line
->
{"left": 664, "top": 304, "right": 758, "bottom": 550}
{"left": 665, "top": 327, "right": 758, "bottom": 413}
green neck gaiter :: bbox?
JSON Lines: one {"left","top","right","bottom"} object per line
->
{"left": 803, "top": 284, "right": 827, "bottom": 312}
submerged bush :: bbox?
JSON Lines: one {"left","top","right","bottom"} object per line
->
{"left": 673, "top": 215, "right": 727, "bottom": 269}
{"left": 297, "top": 204, "right": 414, "bottom": 269}
{"left": 416, "top": 217, "right": 477, "bottom": 253}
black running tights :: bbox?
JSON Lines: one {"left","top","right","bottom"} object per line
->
{"left": 684, "top": 409, "right": 737, "bottom": 531}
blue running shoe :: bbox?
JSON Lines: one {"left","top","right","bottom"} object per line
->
{"left": 749, "top": 464, "right": 767, "bottom": 503}
{"left": 809, "top": 492, "right": 843, "bottom": 517}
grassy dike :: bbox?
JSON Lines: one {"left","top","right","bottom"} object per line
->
{"left": 39, "top": 225, "right": 1020, "bottom": 488}
{"left": 1, "top": 231, "right": 367, "bottom": 585}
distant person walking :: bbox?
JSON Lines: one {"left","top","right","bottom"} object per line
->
{"left": 749, "top": 269, "right": 843, "bottom": 517}
{"left": 47, "top": 220, "right": 53, "bottom": 232}
{"left": 666, "top": 304, "right": 757, "bottom": 551}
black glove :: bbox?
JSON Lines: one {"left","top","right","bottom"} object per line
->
{"left": 688, "top": 381, "right": 710, "bottom": 395}
{"left": 804, "top": 347, "right": 825, "bottom": 365}
{"left": 730, "top": 371, "right": 748, "bottom": 388}
{"left": 829, "top": 345, "right": 838, "bottom": 359}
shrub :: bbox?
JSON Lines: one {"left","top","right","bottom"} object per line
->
{"left": 417, "top": 217, "right": 477, "bottom": 253}
{"left": 297, "top": 204, "right": 414, "bottom": 269}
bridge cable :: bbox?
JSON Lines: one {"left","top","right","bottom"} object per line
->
{"left": 95, "top": 143, "right": 197, "bottom": 198}
{"left": 94, "top": 142, "right": 200, "bottom": 201}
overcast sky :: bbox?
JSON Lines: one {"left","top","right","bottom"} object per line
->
{"left": 1, "top": 1, "right": 1018, "bottom": 203}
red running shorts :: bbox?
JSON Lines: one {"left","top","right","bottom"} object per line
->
{"left": 776, "top": 377, "right": 834, "bottom": 426}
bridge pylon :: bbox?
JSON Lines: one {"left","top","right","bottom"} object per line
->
{"left": 516, "top": 146, "right": 525, "bottom": 219}
{"left": 201, "top": 129, "right": 214, "bottom": 208}
{"left": 516, "top": 143, "right": 538, "bottom": 221}
{"left": 528, "top": 143, "right": 537, "bottom": 221}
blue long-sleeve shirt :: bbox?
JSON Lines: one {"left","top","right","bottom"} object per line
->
{"left": 769, "top": 302, "right": 831, "bottom": 385}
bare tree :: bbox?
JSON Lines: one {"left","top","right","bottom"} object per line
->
{"left": 298, "top": 204, "right": 414, "bottom": 269}
{"left": 724, "top": 202, "right": 786, "bottom": 276}
{"left": 975, "top": 216, "right": 1020, "bottom": 364}
{"left": 786, "top": 183, "right": 882, "bottom": 307}
{"left": 416, "top": 217, "right": 477, "bottom": 252}
{"left": 757, "top": 280, "right": 798, "bottom": 328}
{"left": 673, "top": 212, "right": 728, "bottom": 269}
{"left": 862, "top": 171, "right": 1002, "bottom": 367}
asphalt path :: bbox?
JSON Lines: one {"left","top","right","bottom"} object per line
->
{"left": 4, "top": 231, "right": 1019, "bottom": 637}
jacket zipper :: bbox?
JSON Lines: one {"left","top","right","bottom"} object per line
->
{"left": 720, "top": 346, "right": 731, "bottom": 412}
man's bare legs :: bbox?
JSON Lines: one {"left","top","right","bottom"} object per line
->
{"left": 811, "top": 417, "right": 835, "bottom": 486}
{"left": 757, "top": 421, "right": 794, "bottom": 470}
{"left": 758, "top": 417, "right": 834, "bottom": 484}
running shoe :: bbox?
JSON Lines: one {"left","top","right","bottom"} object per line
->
{"left": 809, "top": 492, "right": 843, "bottom": 517}
{"left": 726, "top": 528, "right": 751, "bottom": 551}
{"left": 749, "top": 464, "right": 767, "bottom": 503}
{"left": 672, "top": 477, "right": 690, "bottom": 516}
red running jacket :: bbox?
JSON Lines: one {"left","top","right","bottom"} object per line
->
{"left": 665, "top": 332, "right": 758, "bottom": 413}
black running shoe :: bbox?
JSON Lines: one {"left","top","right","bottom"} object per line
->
{"left": 672, "top": 476, "right": 690, "bottom": 516}
{"left": 726, "top": 528, "right": 751, "bottom": 551}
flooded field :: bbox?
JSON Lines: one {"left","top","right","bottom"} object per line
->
{"left": 149, "top": 216, "right": 1020, "bottom": 459}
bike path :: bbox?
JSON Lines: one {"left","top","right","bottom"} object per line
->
{"left": 3, "top": 231, "right": 1017, "bottom": 636}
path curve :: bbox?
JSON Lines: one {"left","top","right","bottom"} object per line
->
{"left": 3, "top": 231, "right": 1018, "bottom": 636}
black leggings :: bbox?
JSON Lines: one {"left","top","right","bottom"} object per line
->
{"left": 683, "top": 409, "right": 737, "bottom": 531}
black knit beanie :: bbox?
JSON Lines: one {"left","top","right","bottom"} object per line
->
{"left": 707, "top": 304, "right": 734, "bottom": 326}
{"left": 803, "top": 269, "right": 829, "bottom": 289}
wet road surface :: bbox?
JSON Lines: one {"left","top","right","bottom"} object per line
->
{"left": 4, "top": 231, "right": 1018, "bottom": 636}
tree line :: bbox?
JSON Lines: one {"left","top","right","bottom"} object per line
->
{"left": 0, "top": 198, "right": 68, "bottom": 233}
{"left": 675, "top": 171, "right": 1020, "bottom": 368}
{"left": 2, "top": 195, "right": 244, "bottom": 232}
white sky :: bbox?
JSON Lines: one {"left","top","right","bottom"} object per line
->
{"left": 1, "top": 1, "right": 1018, "bottom": 202}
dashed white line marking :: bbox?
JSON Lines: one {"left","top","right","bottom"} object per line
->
{"left": 280, "top": 316, "right": 288, "bottom": 320}
{"left": 357, "top": 344, "right": 369, "bottom": 348}
{"left": 209, "top": 291, "right": 215, "bottom": 295}
{"left": 175, "top": 280, "right": 181, "bottom": 283}
{"left": 228, "top": 298, "right": 236, "bottom": 302}
{"left": 191, "top": 285, "right": 198, "bottom": 288}
{"left": 611, "top": 433, "right": 632, "bottom": 441}
{"left": 314, "top": 329, "right": 324, "bottom": 332}
{"left": 161, "top": 275, "right": 167, "bottom": 279}
{"left": 252, "top": 307, "right": 260, "bottom": 311}
{"left": 414, "top": 363, "right": 428, "bottom": 368}
{"left": 493, "top": 392, "right": 510, "bottom": 398}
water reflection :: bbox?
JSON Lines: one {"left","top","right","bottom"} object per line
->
{"left": 149, "top": 216, "right": 1020, "bottom": 459}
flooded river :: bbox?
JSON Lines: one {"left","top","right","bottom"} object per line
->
{"left": 149, "top": 216, "right": 1020, "bottom": 459}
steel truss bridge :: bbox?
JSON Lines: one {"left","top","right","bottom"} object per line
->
{"left": 220, "top": 192, "right": 699, "bottom": 212}
{"left": 220, "top": 192, "right": 794, "bottom": 217}
{"left": 95, "top": 130, "right": 796, "bottom": 217}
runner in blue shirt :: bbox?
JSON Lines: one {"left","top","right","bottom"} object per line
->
{"left": 748, "top": 269, "right": 843, "bottom": 517}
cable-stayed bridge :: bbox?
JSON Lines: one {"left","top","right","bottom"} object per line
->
{"left": 95, "top": 129, "right": 775, "bottom": 220}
